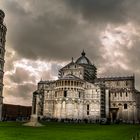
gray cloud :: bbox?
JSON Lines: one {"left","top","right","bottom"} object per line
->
{"left": 65, "top": 0, "right": 127, "bottom": 24}
{"left": 10, "top": 83, "right": 36, "bottom": 99}
{"left": 4, "top": 83, "right": 36, "bottom": 105}
{"left": 2, "top": 0, "right": 102, "bottom": 62}
{"left": 1, "top": 0, "right": 140, "bottom": 105}
{"left": 2, "top": 0, "right": 140, "bottom": 65}
{"left": 8, "top": 67, "right": 36, "bottom": 84}
{"left": 65, "top": 0, "right": 140, "bottom": 25}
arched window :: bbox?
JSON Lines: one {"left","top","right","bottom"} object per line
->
{"left": 87, "top": 104, "right": 89, "bottom": 115}
{"left": 68, "top": 81, "right": 70, "bottom": 86}
{"left": 64, "top": 90, "right": 67, "bottom": 97}
{"left": 79, "top": 92, "right": 81, "bottom": 98}
{"left": 71, "top": 81, "right": 73, "bottom": 86}
{"left": 124, "top": 104, "right": 127, "bottom": 109}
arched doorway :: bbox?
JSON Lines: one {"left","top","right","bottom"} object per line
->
{"left": 110, "top": 108, "right": 119, "bottom": 122}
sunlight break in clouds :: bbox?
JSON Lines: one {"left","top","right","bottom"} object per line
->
{"left": 3, "top": 58, "right": 66, "bottom": 105}
{"left": 100, "top": 23, "right": 139, "bottom": 71}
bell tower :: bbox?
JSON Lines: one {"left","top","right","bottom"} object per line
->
{"left": 0, "top": 10, "right": 7, "bottom": 120}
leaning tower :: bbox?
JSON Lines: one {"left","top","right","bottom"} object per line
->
{"left": 0, "top": 10, "right": 7, "bottom": 120}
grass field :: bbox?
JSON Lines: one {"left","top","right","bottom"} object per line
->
{"left": 0, "top": 122, "right": 139, "bottom": 140}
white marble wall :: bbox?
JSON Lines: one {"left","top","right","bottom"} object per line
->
{"left": 110, "top": 90, "right": 138, "bottom": 122}
{"left": 34, "top": 78, "right": 140, "bottom": 122}
{"left": 43, "top": 82, "right": 101, "bottom": 120}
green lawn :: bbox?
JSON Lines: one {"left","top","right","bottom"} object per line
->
{"left": 0, "top": 122, "right": 139, "bottom": 140}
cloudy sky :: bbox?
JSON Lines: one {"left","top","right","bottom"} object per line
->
{"left": 0, "top": 0, "right": 140, "bottom": 106}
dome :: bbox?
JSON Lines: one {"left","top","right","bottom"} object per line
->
{"left": 76, "top": 51, "right": 92, "bottom": 65}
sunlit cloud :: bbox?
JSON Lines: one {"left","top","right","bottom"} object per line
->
{"left": 99, "top": 23, "right": 139, "bottom": 72}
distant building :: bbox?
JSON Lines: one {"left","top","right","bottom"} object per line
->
{"left": 32, "top": 51, "right": 140, "bottom": 123}
{"left": 0, "top": 10, "right": 7, "bottom": 120}
{"left": 2, "top": 104, "right": 31, "bottom": 121}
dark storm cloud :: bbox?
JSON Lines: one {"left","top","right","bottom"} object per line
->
{"left": 65, "top": 0, "right": 140, "bottom": 24}
{"left": 2, "top": 0, "right": 140, "bottom": 63}
{"left": 2, "top": 0, "right": 140, "bottom": 65}
{"left": 2, "top": 0, "right": 102, "bottom": 62}
{"left": 65, "top": 0, "right": 127, "bottom": 24}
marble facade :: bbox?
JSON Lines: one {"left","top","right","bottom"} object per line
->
{"left": 32, "top": 51, "right": 140, "bottom": 123}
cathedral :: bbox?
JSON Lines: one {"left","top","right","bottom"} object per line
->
{"left": 32, "top": 51, "right": 140, "bottom": 123}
